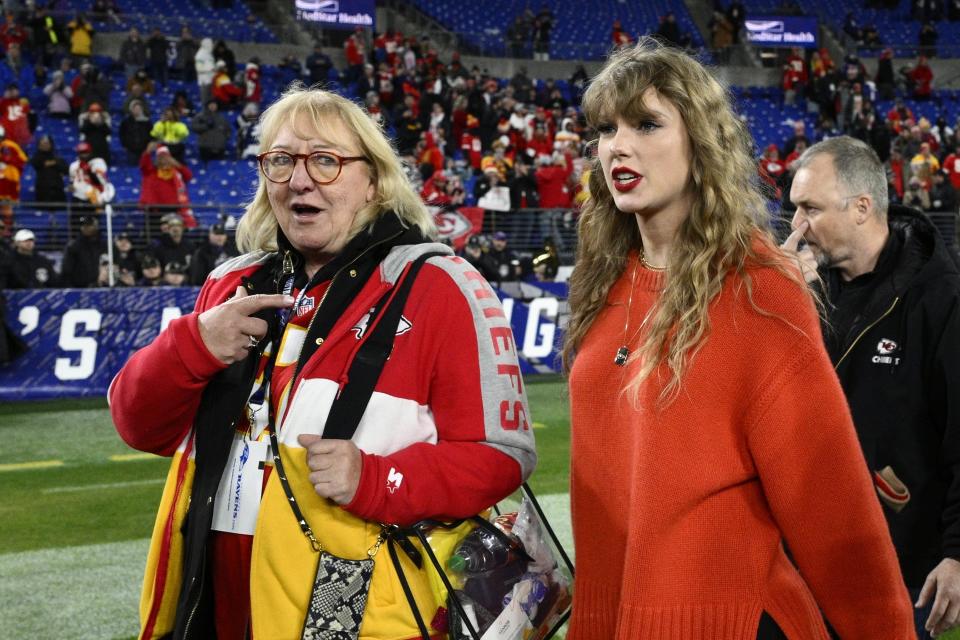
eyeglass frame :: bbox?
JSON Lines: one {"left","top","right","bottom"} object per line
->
{"left": 256, "top": 150, "right": 368, "bottom": 185}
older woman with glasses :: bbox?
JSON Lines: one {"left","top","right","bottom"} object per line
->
{"left": 110, "top": 86, "right": 536, "bottom": 640}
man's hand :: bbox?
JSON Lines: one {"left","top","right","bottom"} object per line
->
{"left": 917, "top": 558, "right": 960, "bottom": 637}
{"left": 298, "top": 435, "right": 362, "bottom": 505}
{"left": 779, "top": 220, "right": 818, "bottom": 283}
{"left": 197, "top": 285, "right": 292, "bottom": 364}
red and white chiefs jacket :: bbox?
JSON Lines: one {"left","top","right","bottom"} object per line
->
{"left": 110, "top": 229, "right": 537, "bottom": 640}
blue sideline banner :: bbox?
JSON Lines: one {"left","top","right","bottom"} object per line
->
{"left": 745, "top": 16, "right": 818, "bottom": 48}
{"left": 294, "top": 0, "right": 375, "bottom": 29}
{"left": 2, "top": 284, "right": 566, "bottom": 401}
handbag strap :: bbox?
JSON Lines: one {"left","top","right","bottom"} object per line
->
{"left": 270, "top": 251, "right": 445, "bottom": 551}
{"left": 323, "top": 251, "right": 445, "bottom": 439}
{"left": 387, "top": 537, "right": 434, "bottom": 640}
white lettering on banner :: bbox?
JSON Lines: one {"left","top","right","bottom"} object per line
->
{"left": 501, "top": 297, "right": 514, "bottom": 323}
{"left": 55, "top": 309, "right": 102, "bottom": 381}
{"left": 18, "top": 306, "right": 39, "bottom": 335}
{"left": 522, "top": 297, "right": 558, "bottom": 359}
{"left": 297, "top": 10, "right": 373, "bottom": 25}
{"left": 160, "top": 306, "right": 183, "bottom": 332}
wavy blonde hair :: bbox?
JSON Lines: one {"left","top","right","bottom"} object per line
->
{"left": 562, "top": 39, "right": 806, "bottom": 402}
{"left": 236, "top": 84, "right": 435, "bottom": 253}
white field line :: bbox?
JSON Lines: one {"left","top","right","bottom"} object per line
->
{"left": 0, "top": 494, "right": 573, "bottom": 640}
{"left": 42, "top": 478, "right": 166, "bottom": 494}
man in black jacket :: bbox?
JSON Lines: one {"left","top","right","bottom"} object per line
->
{"left": 6, "top": 228, "right": 58, "bottom": 288}
{"left": 786, "top": 136, "right": 960, "bottom": 638}
{"left": 190, "top": 223, "right": 237, "bottom": 285}
{"left": 62, "top": 215, "right": 106, "bottom": 287}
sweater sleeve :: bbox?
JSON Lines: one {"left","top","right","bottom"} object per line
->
{"left": 745, "top": 338, "right": 915, "bottom": 637}
{"left": 109, "top": 278, "right": 227, "bottom": 456}
{"left": 343, "top": 258, "right": 537, "bottom": 526}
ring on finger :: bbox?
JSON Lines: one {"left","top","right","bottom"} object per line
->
{"left": 244, "top": 334, "right": 260, "bottom": 350}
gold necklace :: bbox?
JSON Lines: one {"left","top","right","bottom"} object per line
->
{"left": 615, "top": 251, "right": 661, "bottom": 366}
{"left": 615, "top": 257, "right": 640, "bottom": 366}
{"left": 639, "top": 247, "right": 667, "bottom": 271}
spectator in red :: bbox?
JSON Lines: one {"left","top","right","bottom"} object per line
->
{"left": 0, "top": 124, "right": 26, "bottom": 230}
{"left": 0, "top": 13, "right": 27, "bottom": 52}
{"left": 944, "top": 142, "right": 960, "bottom": 192}
{"left": 69, "top": 141, "right": 114, "bottom": 220}
{"left": 535, "top": 150, "right": 572, "bottom": 208}
{"left": 243, "top": 61, "right": 261, "bottom": 105}
{"left": 0, "top": 83, "right": 31, "bottom": 148}
{"left": 417, "top": 131, "right": 444, "bottom": 173}
{"left": 526, "top": 121, "right": 554, "bottom": 162}
{"left": 782, "top": 47, "right": 808, "bottom": 106}
{"left": 376, "top": 62, "right": 395, "bottom": 108}
{"left": 420, "top": 170, "right": 452, "bottom": 207}
{"left": 612, "top": 19, "right": 632, "bottom": 48}
{"left": 907, "top": 55, "right": 934, "bottom": 100}
{"left": 460, "top": 114, "right": 482, "bottom": 172}
{"left": 534, "top": 151, "right": 572, "bottom": 247}
{"left": 758, "top": 143, "right": 786, "bottom": 196}
{"left": 211, "top": 60, "right": 242, "bottom": 108}
{"left": 386, "top": 30, "right": 404, "bottom": 66}
{"left": 139, "top": 141, "right": 196, "bottom": 232}
{"left": 886, "top": 148, "right": 907, "bottom": 202}
{"left": 344, "top": 29, "right": 365, "bottom": 84}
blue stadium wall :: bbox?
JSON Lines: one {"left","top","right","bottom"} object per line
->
{"left": 1, "top": 285, "right": 566, "bottom": 401}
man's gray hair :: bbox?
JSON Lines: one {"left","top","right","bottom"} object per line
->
{"left": 793, "top": 136, "right": 889, "bottom": 216}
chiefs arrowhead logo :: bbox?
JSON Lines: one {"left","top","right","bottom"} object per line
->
{"left": 352, "top": 308, "right": 413, "bottom": 339}
{"left": 876, "top": 339, "right": 898, "bottom": 355}
{"left": 433, "top": 207, "right": 472, "bottom": 243}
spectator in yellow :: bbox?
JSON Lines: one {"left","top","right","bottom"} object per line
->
{"left": 0, "top": 123, "right": 27, "bottom": 232}
{"left": 150, "top": 107, "right": 190, "bottom": 163}
{"left": 479, "top": 138, "right": 513, "bottom": 181}
{"left": 67, "top": 13, "right": 94, "bottom": 62}
{"left": 910, "top": 141, "right": 940, "bottom": 190}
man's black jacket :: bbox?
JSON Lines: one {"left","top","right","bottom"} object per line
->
{"left": 822, "top": 204, "right": 960, "bottom": 588}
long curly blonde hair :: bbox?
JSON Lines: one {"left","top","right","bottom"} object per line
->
{"left": 562, "top": 39, "right": 804, "bottom": 402}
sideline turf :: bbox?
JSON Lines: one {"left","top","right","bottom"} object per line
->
{"left": 0, "top": 381, "right": 572, "bottom": 639}
{"left": 0, "top": 378, "right": 570, "bottom": 554}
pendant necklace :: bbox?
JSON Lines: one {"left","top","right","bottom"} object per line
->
{"left": 615, "top": 248, "right": 665, "bottom": 367}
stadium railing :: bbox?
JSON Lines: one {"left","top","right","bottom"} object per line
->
{"left": 11, "top": 201, "right": 247, "bottom": 254}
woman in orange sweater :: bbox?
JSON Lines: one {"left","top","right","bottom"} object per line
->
{"left": 562, "top": 39, "right": 915, "bottom": 639}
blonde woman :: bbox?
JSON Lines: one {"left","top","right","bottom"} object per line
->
{"left": 562, "top": 39, "right": 914, "bottom": 639}
{"left": 111, "top": 86, "right": 535, "bottom": 639}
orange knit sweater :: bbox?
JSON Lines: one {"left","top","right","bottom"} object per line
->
{"left": 567, "top": 250, "right": 915, "bottom": 639}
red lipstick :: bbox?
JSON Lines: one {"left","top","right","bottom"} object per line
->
{"left": 611, "top": 166, "right": 642, "bottom": 192}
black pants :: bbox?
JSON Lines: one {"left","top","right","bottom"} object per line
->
{"left": 757, "top": 612, "right": 788, "bottom": 639}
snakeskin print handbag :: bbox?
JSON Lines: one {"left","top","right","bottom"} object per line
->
{"left": 300, "top": 549, "right": 377, "bottom": 640}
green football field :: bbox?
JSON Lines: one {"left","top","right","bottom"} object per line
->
{"left": 4, "top": 377, "right": 952, "bottom": 640}
{"left": 0, "top": 376, "right": 572, "bottom": 640}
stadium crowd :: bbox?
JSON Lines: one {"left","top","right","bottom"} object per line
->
{"left": 0, "top": 3, "right": 957, "bottom": 292}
